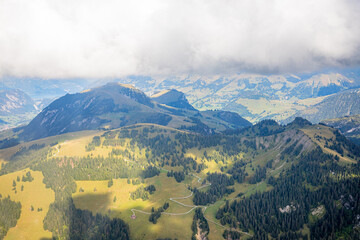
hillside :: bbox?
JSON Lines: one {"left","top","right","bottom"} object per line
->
{"left": 19, "top": 83, "right": 251, "bottom": 141}
{"left": 286, "top": 88, "right": 360, "bottom": 124}
{"left": 0, "top": 119, "right": 359, "bottom": 239}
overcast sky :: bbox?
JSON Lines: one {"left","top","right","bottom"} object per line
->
{"left": 1, "top": 0, "right": 360, "bottom": 79}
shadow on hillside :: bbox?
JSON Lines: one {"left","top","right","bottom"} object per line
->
{"left": 69, "top": 192, "right": 130, "bottom": 239}
{"left": 72, "top": 192, "right": 112, "bottom": 212}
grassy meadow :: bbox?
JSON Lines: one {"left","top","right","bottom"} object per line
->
{"left": 0, "top": 169, "right": 54, "bottom": 240}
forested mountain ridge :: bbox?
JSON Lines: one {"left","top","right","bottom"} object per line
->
{"left": 18, "top": 82, "right": 251, "bottom": 141}
{"left": 0, "top": 117, "right": 359, "bottom": 239}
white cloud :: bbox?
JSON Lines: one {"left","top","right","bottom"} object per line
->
{"left": 0, "top": 0, "right": 359, "bottom": 79}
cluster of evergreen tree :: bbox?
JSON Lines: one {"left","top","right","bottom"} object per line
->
{"left": 166, "top": 170, "right": 185, "bottom": 182}
{"left": 222, "top": 230, "right": 241, "bottom": 240}
{"left": 110, "top": 148, "right": 133, "bottom": 160}
{"left": 21, "top": 171, "right": 34, "bottom": 182}
{"left": 193, "top": 173, "right": 234, "bottom": 205}
{"left": 191, "top": 208, "right": 209, "bottom": 240}
{"left": 148, "top": 202, "right": 170, "bottom": 224}
{"left": 149, "top": 207, "right": 164, "bottom": 224}
{"left": 102, "top": 130, "right": 117, "bottom": 139}
{"left": 0, "top": 196, "right": 21, "bottom": 239}
{"left": 228, "top": 160, "right": 247, "bottom": 183}
{"left": 85, "top": 136, "right": 101, "bottom": 151}
{"left": 130, "top": 186, "right": 149, "bottom": 201}
{"left": 11, "top": 143, "right": 46, "bottom": 160}
{"left": 144, "top": 185, "right": 156, "bottom": 194}
{"left": 103, "top": 138, "right": 125, "bottom": 147}
{"left": 248, "top": 165, "right": 267, "bottom": 184}
{"left": 142, "top": 166, "right": 160, "bottom": 179}
{"left": 48, "top": 155, "right": 141, "bottom": 181}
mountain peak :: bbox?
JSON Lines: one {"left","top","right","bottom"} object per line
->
{"left": 151, "top": 89, "right": 196, "bottom": 110}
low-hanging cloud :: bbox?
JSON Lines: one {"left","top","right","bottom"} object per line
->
{"left": 1, "top": 0, "right": 360, "bottom": 79}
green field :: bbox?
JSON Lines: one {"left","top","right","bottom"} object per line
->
{"left": 73, "top": 173, "right": 199, "bottom": 239}
{"left": 0, "top": 169, "right": 55, "bottom": 240}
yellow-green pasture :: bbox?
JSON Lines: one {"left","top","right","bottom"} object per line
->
{"left": 73, "top": 173, "right": 196, "bottom": 239}
{"left": 0, "top": 169, "right": 55, "bottom": 240}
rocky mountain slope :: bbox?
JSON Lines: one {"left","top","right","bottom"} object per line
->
{"left": 285, "top": 88, "right": 360, "bottom": 124}
{"left": 20, "top": 83, "right": 251, "bottom": 141}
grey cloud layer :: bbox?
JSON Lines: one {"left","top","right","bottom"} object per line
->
{"left": 1, "top": 0, "right": 360, "bottom": 78}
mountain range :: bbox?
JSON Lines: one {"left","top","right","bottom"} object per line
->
{"left": 2, "top": 69, "right": 360, "bottom": 129}
{"left": 114, "top": 71, "right": 360, "bottom": 123}
{"left": 19, "top": 83, "right": 251, "bottom": 141}
{"left": 285, "top": 88, "right": 360, "bottom": 124}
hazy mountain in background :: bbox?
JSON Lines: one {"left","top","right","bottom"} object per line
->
{"left": 0, "top": 78, "right": 90, "bottom": 99}
{"left": 286, "top": 88, "right": 360, "bottom": 124}
{"left": 3, "top": 68, "right": 360, "bottom": 127}
{"left": 20, "top": 83, "right": 251, "bottom": 141}
{"left": 114, "top": 70, "right": 360, "bottom": 123}
{"left": 0, "top": 89, "right": 39, "bottom": 129}
{"left": 0, "top": 89, "right": 36, "bottom": 115}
